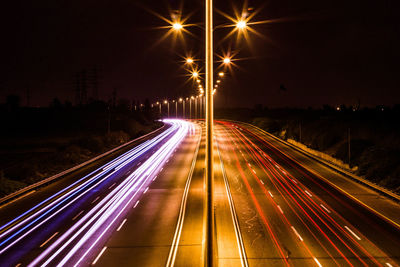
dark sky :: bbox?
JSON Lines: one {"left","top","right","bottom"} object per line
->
{"left": 1, "top": 0, "right": 399, "bottom": 108}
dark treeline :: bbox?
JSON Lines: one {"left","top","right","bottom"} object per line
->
{"left": 216, "top": 104, "right": 400, "bottom": 193}
{"left": 0, "top": 95, "right": 161, "bottom": 197}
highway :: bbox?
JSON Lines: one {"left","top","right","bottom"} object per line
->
{"left": 1, "top": 119, "right": 400, "bottom": 267}
{"left": 0, "top": 119, "right": 200, "bottom": 266}
{"left": 213, "top": 121, "right": 400, "bottom": 267}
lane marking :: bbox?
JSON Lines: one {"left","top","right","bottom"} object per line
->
{"left": 291, "top": 226, "right": 303, "bottom": 241}
{"left": 314, "top": 257, "right": 323, "bottom": 267}
{"left": 134, "top": 201, "right": 140, "bottom": 208}
{"left": 304, "top": 190, "right": 312, "bottom": 197}
{"left": 268, "top": 191, "right": 274, "bottom": 198}
{"left": 92, "top": 246, "right": 107, "bottom": 265}
{"left": 291, "top": 179, "right": 298, "bottom": 184}
{"left": 252, "top": 169, "right": 256, "bottom": 174}
{"left": 72, "top": 210, "right": 84, "bottom": 221}
{"left": 15, "top": 264, "right": 21, "bottom": 267}
{"left": 386, "top": 263, "right": 393, "bottom": 267}
{"left": 116, "top": 219, "right": 127, "bottom": 232}
{"left": 40, "top": 232, "right": 59, "bottom": 248}
{"left": 108, "top": 183, "right": 116, "bottom": 189}
{"left": 144, "top": 187, "right": 149, "bottom": 194}
{"left": 260, "top": 180, "right": 264, "bottom": 185}
{"left": 91, "top": 196, "right": 100, "bottom": 204}
{"left": 166, "top": 126, "right": 202, "bottom": 267}
{"left": 153, "top": 175, "right": 157, "bottom": 181}
{"left": 277, "top": 205, "right": 284, "bottom": 214}
{"left": 216, "top": 136, "right": 249, "bottom": 267}
{"left": 137, "top": 162, "right": 141, "bottom": 166}
{"left": 320, "top": 204, "right": 331, "bottom": 213}
{"left": 344, "top": 226, "right": 361, "bottom": 241}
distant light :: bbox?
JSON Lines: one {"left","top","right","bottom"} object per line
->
{"left": 236, "top": 20, "right": 247, "bottom": 30}
{"left": 186, "top": 58, "right": 194, "bottom": 64}
{"left": 213, "top": 89, "right": 216, "bottom": 95}
{"left": 196, "top": 79, "right": 201, "bottom": 83}
{"left": 192, "top": 71, "right": 199, "bottom": 78}
{"left": 172, "top": 22, "right": 183, "bottom": 30}
{"left": 156, "top": 102, "right": 159, "bottom": 105}
{"left": 179, "top": 98, "right": 183, "bottom": 102}
{"left": 164, "top": 100, "right": 168, "bottom": 104}
{"left": 218, "top": 72, "right": 224, "bottom": 77}
{"left": 215, "top": 84, "right": 218, "bottom": 88}
{"left": 216, "top": 80, "right": 220, "bottom": 83}
{"left": 223, "top": 57, "right": 231, "bottom": 64}
{"left": 336, "top": 107, "right": 340, "bottom": 111}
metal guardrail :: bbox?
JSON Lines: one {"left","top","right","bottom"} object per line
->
{"left": 222, "top": 119, "right": 400, "bottom": 202}
{"left": 0, "top": 125, "right": 165, "bottom": 206}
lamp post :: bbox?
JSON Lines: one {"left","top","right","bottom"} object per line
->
{"left": 195, "top": 96, "right": 198, "bottom": 119}
{"left": 164, "top": 100, "right": 169, "bottom": 118}
{"left": 179, "top": 98, "right": 184, "bottom": 118}
{"left": 190, "top": 96, "right": 194, "bottom": 119}
{"left": 174, "top": 100, "right": 178, "bottom": 118}
{"left": 205, "top": 0, "right": 214, "bottom": 265}
{"left": 157, "top": 101, "right": 161, "bottom": 117}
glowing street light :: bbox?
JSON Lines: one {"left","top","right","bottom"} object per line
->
{"left": 172, "top": 22, "right": 183, "bottom": 30}
{"left": 236, "top": 19, "right": 247, "bottom": 30}
{"left": 216, "top": 80, "right": 220, "bottom": 83}
{"left": 192, "top": 71, "right": 199, "bottom": 78}
{"left": 223, "top": 57, "right": 231, "bottom": 64}
{"left": 218, "top": 72, "right": 224, "bottom": 77}
{"left": 186, "top": 58, "right": 194, "bottom": 64}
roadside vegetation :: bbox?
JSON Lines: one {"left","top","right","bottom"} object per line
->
{"left": 216, "top": 105, "right": 400, "bottom": 194}
{"left": 0, "top": 96, "right": 161, "bottom": 197}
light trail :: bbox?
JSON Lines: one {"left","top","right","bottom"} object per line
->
{"left": 0, "top": 119, "right": 191, "bottom": 266}
{"left": 222, "top": 121, "right": 394, "bottom": 266}
{"left": 32, "top": 119, "right": 190, "bottom": 266}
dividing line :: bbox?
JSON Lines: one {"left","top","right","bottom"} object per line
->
{"left": 116, "top": 219, "right": 127, "bottom": 232}
{"left": 216, "top": 135, "right": 249, "bottom": 267}
{"left": 344, "top": 226, "right": 361, "bottom": 241}
{"left": 92, "top": 246, "right": 107, "bottom": 265}
{"left": 166, "top": 128, "right": 202, "bottom": 267}
{"left": 40, "top": 232, "right": 59, "bottom": 248}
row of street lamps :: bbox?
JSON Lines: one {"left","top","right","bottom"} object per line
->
{"left": 152, "top": 96, "right": 206, "bottom": 119}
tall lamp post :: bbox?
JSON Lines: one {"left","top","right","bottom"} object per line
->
{"left": 157, "top": 101, "right": 161, "bottom": 117}
{"left": 205, "top": 0, "right": 214, "bottom": 265}
{"left": 173, "top": 100, "right": 177, "bottom": 118}
{"left": 164, "top": 100, "right": 169, "bottom": 118}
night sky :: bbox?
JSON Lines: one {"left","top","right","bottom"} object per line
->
{"left": 1, "top": 0, "right": 399, "bottom": 108}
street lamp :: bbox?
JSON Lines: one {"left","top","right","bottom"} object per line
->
{"left": 179, "top": 97, "right": 184, "bottom": 118}
{"left": 164, "top": 100, "right": 169, "bottom": 117}
{"left": 173, "top": 100, "right": 177, "bottom": 118}
{"left": 218, "top": 72, "right": 224, "bottom": 77}
{"left": 186, "top": 57, "right": 194, "bottom": 64}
